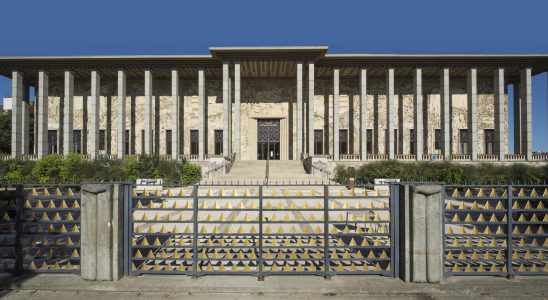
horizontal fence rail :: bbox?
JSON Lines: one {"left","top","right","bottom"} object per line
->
{"left": 127, "top": 184, "right": 395, "bottom": 277}
{"left": 443, "top": 185, "right": 547, "bottom": 276}
{"left": 0, "top": 185, "right": 81, "bottom": 273}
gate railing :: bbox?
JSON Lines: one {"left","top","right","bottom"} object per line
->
{"left": 0, "top": 184, "right": 81, "bottom": 273}
{"left": 126, "top": 184, "right": 395, "bottom": 277}
{"left": 443, "top": 185, "right": 547, "bottom": 276}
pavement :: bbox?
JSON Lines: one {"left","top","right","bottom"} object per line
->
{"left": 1, "top": 273, "right": 547, "bottom": 299}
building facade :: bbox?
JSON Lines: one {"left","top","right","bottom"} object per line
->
{"left": 1, "top": 47, "right": 547, "bottom": 162}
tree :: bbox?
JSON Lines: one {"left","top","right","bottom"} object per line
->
{"left": 0, "top": 110, "right": 11, "bottom": 154}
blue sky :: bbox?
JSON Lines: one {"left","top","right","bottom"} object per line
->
{"left": 0, "top": 0, "right": 547, "bottom": 151}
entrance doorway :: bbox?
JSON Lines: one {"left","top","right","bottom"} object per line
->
{"left": 257, "top": 119, "right": 280, "bottom": 160}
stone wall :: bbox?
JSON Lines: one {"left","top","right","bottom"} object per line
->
{"left": 45, "top": 76, "right": 508, "bottom": 158}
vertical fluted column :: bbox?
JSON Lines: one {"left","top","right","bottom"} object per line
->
{"left": 117, "top": 70, "right": 126, "bottom": 158}
{"left": 494, "top": 68, "right": 506, "bottom": 160}
{"left": 89, "top": 70, "right": 100, "bottom": 158}
{"left": 333, "top": 68, "right": 340, "bottom": 160}
{"left": 234, "top": 63, "right": 241, "bottom": 159}
{"left": 513, "top": 82, "right": 521, "bottom": 154}
{"left": 37, "top": 71, "right": 49, "bottom": 158}
{"left": 440, "top": 68, "right": 451, "bottom": 159}
{"left": 360, "top": 68, "right": 367, "bottom": 160}
{"left": 144, "top": 70, "right": 153, "bottom": 155}
{"left": 296, "top": 62, "right": 303, "bottom": 157}
{"left": 198, "top": 69, "right": 205, "bottom": 160}
{"left": 11, "top": 71, "right": 23, "bottom": 157}
{"left": 223, "top": 63, "right": 229, "bottom": 155}
{"left": 21, "top": 99, "right": 29, "bottom": 155}
{"left": 308, "top": 63, "right": 315, "bottom": 156}
{"left": 171, "top": 69, "right": 179, "bottom": 159}
{"left": 386, "top": 68, "right": 395, "bottom": 160}
{"left": 414, "top": 68, "right": 424, "bottom": 160}
{"left": 63, "top": 70, "right": 74, "bottom": 155}
{"left": 467, "top": 68, "right": 478, "bottom": 160}
{"left": 520, "top": 68, "right": 532, "bottom": 160}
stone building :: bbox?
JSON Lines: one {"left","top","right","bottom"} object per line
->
{"left": 1, "top": 46, "right": 547, "bottom": 162}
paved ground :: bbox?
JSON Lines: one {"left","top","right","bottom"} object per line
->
{"left": 1, "top": 273, "right": 547, "bottom": 299}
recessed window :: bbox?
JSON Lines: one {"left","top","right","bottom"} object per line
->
{"left": 166, "top": 130, "right": 172, "bottom": 155}
{"left": 410, "top": 129, "right": 415, "bottom": 155}
{"left": 214, "top": 130, "right": 223, "bottom": 155}
{"left": 434, "top": 129, "right": 441, "bottom": 150}
{"left": 48, "top": 130, "right": 58, "bottom": 154}
{"left": 460, "top": 129, "right": 468, "bottom": 154}
{"left": 73, "top": 130, "right": 81, "bottom": 153}
{"left": 190, "top": 130, "right": 199, "bottom": 155}
{"left": 314, "top": 129, "right": 323, "bottom": 155}
{"left": 484, "top": 129, "right": 495, "bottom": 155}
{"left": 99, "top": 130, "right": 106, "bottom": 151}
{"left": 339, "top": 129, "right": 348, "bottom": 155}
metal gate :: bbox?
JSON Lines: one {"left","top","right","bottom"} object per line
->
{"left": 125, "top": 184, "right": 397, "bottom": 277}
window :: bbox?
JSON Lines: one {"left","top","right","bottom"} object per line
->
{"left": 166, "top": 130, "right": 172, "bottom": 155}
{"left": 314, "top": 129, "right": 323, "bottom": 155}
{"left": 214, "top": 130, "right": 223, "bottom": 155}
{"left": 460, "top": 129, "right": 468, "bottom": 154}
{"left": 48, "top": 130, "right": 58, "bottom": 154}
{"left": 339, "top": 129, "right": 348, "bottom": 155}
{"left": 190, "top": 130, "right": 199, "bottom": 155}
{"left": 73, "top": 130, "right": 82, "bottom": 153}
{"left": 99, "top": 130, "right": 106, "bottom": 151}
{"left": 484, "top": 129, "right": 495, "bottom": 155}
{"left": 394, "top": 129, "right": 399, "bottom": 154}
{"left": 125, "top": 130, "right": 130, "bottom": 155}
{"left": 366, "top": 129, "right": 373, "bottom": 155}
{"left": 410, "top": 129, "right": 416, "bottom": 155}
{"left": 434, "top": 129, "right": 441, "bottom": 150}
{"left": 141, "top": 130, "right": 145, "bottom": 154}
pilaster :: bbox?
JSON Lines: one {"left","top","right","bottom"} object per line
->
{"left": 494, "top": 68, "right": 506, "bottom": 160}
{"left": 37, "top": 71, "right": 49, "bottom": 158}
{"left": 441, "top": 68, "right": 451, "bottom": 159}
{"left": 117, "top": 70, "right": 126, "bottom": 158}
{"left": 144, "top": 70, "right": 153, "bottom": 155}
{"left": 520, "top": 68, "right": 532, "bottom": 160}
{"left": 308, "top": 63, "right": 315, "bottom": 156}
{"left": 414, "top": 68, "right": 424, "bottom": 160}
{"left": 467, "top": 68, "right": 478, "bottom": 160}
{"left": 89, "top": 70, "right": 100, "bottom": 158}
{"left": 360, "top": 68, "right": 367, "bottom": 160}
{"left": 386, "top": 68, "right": 395, "bottom": 160}
{"left": 11, "top": 71, "right": 23, "bottom": 157}
{"left": 333, "top": 68, "right": 340, "bottom": 160}
{"left": 171, "top": 69, "right": 179, "bottom": 158}
{"left": 63, "top": 70, "right": 74, "bottom": 156}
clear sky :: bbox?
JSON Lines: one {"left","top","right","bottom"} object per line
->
{"left": 0, "top": 0, "right": 547, "bottom": 151}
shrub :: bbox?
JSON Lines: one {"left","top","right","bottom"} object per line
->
{"left": 61, "top": 153, "right": 84, "bottom": 182}
{"left": 31, "top": 154, "right": 64, "bottom": 183}
{"left": 180, "top": 163, "right": 202, "bottom": 184}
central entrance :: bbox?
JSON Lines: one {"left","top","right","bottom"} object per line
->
{"left": 257, "top": 119, "right": 280, "bottom": 160}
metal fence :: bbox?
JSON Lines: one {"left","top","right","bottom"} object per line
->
{"left": 126, "top": 184, "right": 396, "bottom": 277}
{"left": 443, "top": 185, "right": 547, "bottom": 276}
{"left": 0, "top": 184, "right": 81, "bottom": 273}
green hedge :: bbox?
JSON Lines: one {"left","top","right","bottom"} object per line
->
{"left": 0, "top": 154, "right": 202, "bottom": 184}
{"left": 333, "top": 161, "right": 548, "bottom": 185}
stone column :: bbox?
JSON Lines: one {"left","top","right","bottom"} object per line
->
{"left": 63, "top": 71, "right": 74, "bottom": 156}
{"left": 296, "top": 62, "right": 303, "bottom": 157}
{"left": 308, "top": 63, "right": 315, "bottom": 156}
{"left": 467, "top": 68, "right": 478, "bottom": 160}
{"left": 89, "top": 70, "right": 100, "bottom": 158}
{"left": 513, "top": 82, "right": 521, "bottom": 154}
{"left": 116, "top": 70, "right": 126, "bottom": 158}
{"left": 333, "top": 68, "right": 340, "bottom": 160}
{"left": 81, "top": 184, "right": 125, "bottom": 281}
{"left": 228, "top": 75, "right": 232, "bottom": 154}
{"left": 360, "top": 68, "right": 367, "bottom": 160}
{"left": 198, "top": 69, "right": 206, "bottom": 160}
{"left": 494, "top": 68, "right": 506, "bottom": 160}
{"left": 520, "top": 68, "right": 532, "bottom": 160}
{"left": 223, "top": 63, "right": 230, "bottom": 155}
{"left": 440, "top": 68, "right": 451, "bottom": 159}
{"left": 144, "top": 70, "right": 153, "bottom": 155}
{"left": 234, "top": 63, "right": 241, "bottom": 160}
{"left": 171, "top": 69, "right": 179, "bottom": 159}
{"left": 11, "top": 71, "right": 23, "bottom": 157}
{"left": 386, "top": 68, "right": 395, "bottom": 160}
{"left": 21, "top": 99, "right": 29, "bottom": 155}
{"left": 37, "top": 70, "right": 49, "bottom": 158}
{"left": 414, "top": 68, "right": 424, "bottom": 160}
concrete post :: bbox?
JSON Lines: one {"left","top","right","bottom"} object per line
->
{"left": 117, "top": 70, "right": 126, "bottom": 158}
{"left": 386, "top": 68, "right": 395, "bottom": 160}
{"left": 63, "top": 70, "right": 74, "bottom": 156}
{"left": 37, "top": 70, "right": 49, "bottom": 158}
{"left": 81, "top": 184, "right": 124, "bottom": 281}
{"left": 440, "top": 68, "right": 451, "bottom": 159}
{"left": 11, "top": 71, "right": 23, "bottom": 157}
{"left": 333, "top": 68, "right": 340, "bottom": 161}
{"left": 144, "top": 70, "right": 153, "bottom": 155}
{"left": 171, "top": 69, "right": 179, "bottom": 159}
{"left": 198, "top": 69, "right": 206, "bottom": 160}
{"left": 223, "top": 63, "right": 229, "bottom": 156}
{"left": 513, "top": 82, "right": 521, "bottom": 154}
{"left": 399, "top": 184, "right": 444, "bottom": 283}
{"left": 89, "top": 70, "right": 100, "bottom": 158}
{"left": 296, "top": 62, "right": 303, "bottom": 157}
{"left": 414, "top": 68, "right": 424, "bottom": 160}
{"left": 308, "top": 63, "right": 315, "bottom": 156}
{"left": 494, "top": 68, "right": 506, "bottom": 160}
{"left": 467, "top": 68, "right": 478, "bottom": 160}
{"left": 360, "top": 68, "right": 367, "bottom": 160}
{"left": 520, "top": 68, "right": 532, "bottom": 160}
{"left": 21, "top": 100, "right": 29, "bottom": 155}
{"left": 234, "top": 63, "right": 241, "bottom": 160}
